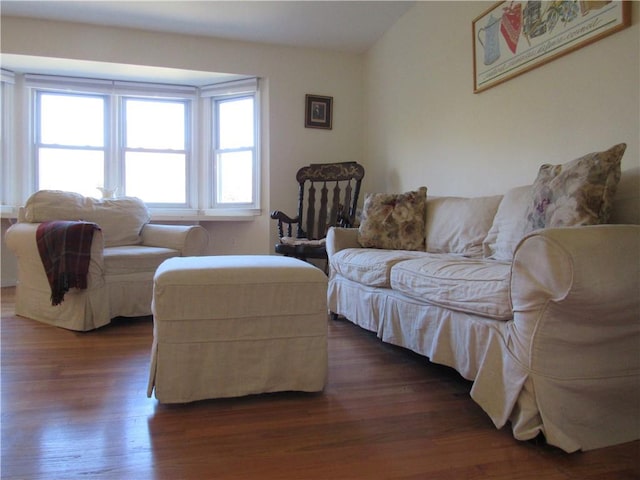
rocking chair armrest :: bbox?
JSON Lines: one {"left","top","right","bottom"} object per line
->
{"left": 269, "top": 210, "right": 299, "bottom": 225}
{"left": 270, "top": 210, "right": 301, "bottom": 239}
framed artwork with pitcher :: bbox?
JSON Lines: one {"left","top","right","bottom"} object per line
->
{"left": 472, "top": 1, "right": 631, "bottom": 93}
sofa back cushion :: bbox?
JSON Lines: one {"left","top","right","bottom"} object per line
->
{"left": 426, "top": 195, "right": 502, "bottom": 257}
{"left": 24, "top": 190, "right": 151, "bottom": 247}
{"left": 482, "top": 185, "right": 532, "bottom": 261}
{"left": 609, "top": 168, "right": 640, "bottom": 225}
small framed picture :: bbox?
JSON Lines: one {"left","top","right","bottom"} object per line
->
{"left": 305, "top": 94, "right": 333, "bottom": 130}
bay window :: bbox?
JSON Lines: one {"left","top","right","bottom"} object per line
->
{"left": 2, "top": 73, "right": 260, "bottom": 218}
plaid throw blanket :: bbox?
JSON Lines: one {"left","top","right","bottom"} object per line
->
{"left": 36, "top": 221, "right": 100, "bottom": 306}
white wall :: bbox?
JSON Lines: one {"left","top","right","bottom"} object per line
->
{"left": 2, "top": 4, "right": 639, "bottom": 286}
{"left": 0, "top": 16, "right": 364, "bottom": 285}
{"left": 363, "top": 1, "right": 639, "bottom": 218}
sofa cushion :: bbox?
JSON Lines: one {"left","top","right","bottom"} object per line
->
{"left": 24, "top": 190, "right": 151, "bottom": 247}
{"left": 103, "top": 246, "right": 180, "bottom": 275}
{"left": 390, "top": 256, "right": 512, "bottom": 320}
{"left": 357, "top": 187, "right": 427, "bottom": 251}
{"left": 426, "top": 195, "right": 502, "bottom": 257}
{"left": 330, "top": 248, "right": 428, "bottom": 288}
{"left": 526, "top": 143, "right": 625, "bottom": 232}
{"left": 483, "top": 185, "right": 531, "bottom": 261}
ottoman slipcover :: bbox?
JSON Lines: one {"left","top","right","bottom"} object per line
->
{"left": 147, "top": 255, "right": 328, "bottom": 403}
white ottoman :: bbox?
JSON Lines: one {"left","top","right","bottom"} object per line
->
{"left": 147, "top": 255, "right": 328, "bottom": 403}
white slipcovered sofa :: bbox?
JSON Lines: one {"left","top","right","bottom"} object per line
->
{"left": 5, "top": 190, "right": 209, "bottom": 331}
{"left": 326, "top": 144, "right": 639, "bottom": 452}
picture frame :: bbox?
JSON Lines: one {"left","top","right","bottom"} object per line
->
{"left": 305, "top": 94, "right": 333, "bottom": 129}
{"left": 472, "top": 1, "right": 631, "bottom": 93}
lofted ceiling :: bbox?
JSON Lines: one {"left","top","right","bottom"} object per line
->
{"left": 0, "top": 1, "right": 415, "bottom": 54}
{"left": 1, "top": 1, "right": 415, "bottom": 85}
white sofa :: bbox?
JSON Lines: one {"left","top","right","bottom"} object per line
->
{"left": 326, "top": 145, "right": 639, "bottom": 453}
{"left": 5, "top": 190, "right": 209, "bottom": 331}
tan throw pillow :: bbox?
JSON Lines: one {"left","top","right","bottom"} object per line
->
{"left": 357, "top": 187, "right": 427, "bottom": 251}
{"left": 526, "top": 143, "right": 626, "bottom": 232}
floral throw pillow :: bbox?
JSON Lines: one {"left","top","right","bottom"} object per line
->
{"left": 526, "top": 143, "right": 626, "bottom": 232}
{"left": 357, "top": 187, "right": 427, "bottom": 250}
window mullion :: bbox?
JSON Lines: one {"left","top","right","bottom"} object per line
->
{"left": 103, "top": 95, "right": 118, "bottom": 195}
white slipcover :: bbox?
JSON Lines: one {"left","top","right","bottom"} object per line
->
{"left": 327, "top": 191, "right": 640, "bottom": 453}
{"left": 5, "top": 191, "right": 209, "bottom": 331}
{"left": 148, "top": 255, "right": 328, "bottom": 403}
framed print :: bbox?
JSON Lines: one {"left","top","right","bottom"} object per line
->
{"left": 305, "top": 94, "right": 333, "bottom": 129}
{"left": 473, "top": 1, "right": 631, "bottom": 93}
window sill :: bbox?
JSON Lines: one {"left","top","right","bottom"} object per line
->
{"left": 0, "top": 205, "right": 261, "bottom": 222}
{"left": 150, "top": 208, "right": 261, "bottom": 222}
{"left": 1, "top": 205, "right": 18, "bottom": 220}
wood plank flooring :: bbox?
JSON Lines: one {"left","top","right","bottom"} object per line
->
{"left": 1, "top": 286, "right": 638, "bottom": 479}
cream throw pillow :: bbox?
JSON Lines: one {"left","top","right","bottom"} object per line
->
{"left": 426, "top": 195, "right": 502, "bottom": 257}
{"left": 482, "top": 185, "right": 532, "bottom": 261}
{"left": 357, "top": 187, "right": 427, "bottom": 251}
{"left": 24, "top": 190, "right": 150, "bottom": 247}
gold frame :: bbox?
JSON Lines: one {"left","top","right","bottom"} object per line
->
{"left": 473, "top": 1, "right": 631, "bottom": 93}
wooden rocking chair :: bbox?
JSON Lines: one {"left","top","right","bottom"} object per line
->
{"left": 270, "top": 161, "right": 365, "bottom": 269}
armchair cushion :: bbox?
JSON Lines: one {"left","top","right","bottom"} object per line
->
{"left": 103, "top": 246, "right": 179, "bottom": 275}
{"left": 24, "top": 190, "right": 150, "bottom": 247}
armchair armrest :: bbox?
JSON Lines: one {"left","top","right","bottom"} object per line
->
{"left": 6, "top": 222, "right": 105, "bottom": 261}
{"left": 326, "top": 227, "right": 360, "bottom": 259}
{"left": 5, "top": 222, "right": 106, "bottom": 285}
{"left": 140, "top": 224, "right": 209, "bottom": 256}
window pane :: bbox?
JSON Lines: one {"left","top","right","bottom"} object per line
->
{"left": 38, "top": 148, "right": 104, "bottom": 198}
{"left": 126, "top": 99, "right": 185, "bottom": 150}
{"left": 125, "top": 152, "right": 186, "bottom": 203}
{"left": 218, "top": 98, "right": 254, "bottom": 149}
{"left": 217, "top": 151, "right": 253, "bottom": 203}
{"left": 40, "top": 93, "right": 104, "bottom": 147}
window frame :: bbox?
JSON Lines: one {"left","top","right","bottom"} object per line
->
{"left": 120, "top": 95, "right": 192, "bottom": 207}
{"left": 1, "top": 70, "right": 16, "bottom": 214}
{"left": 200, "top": 78, "right": 261, "bottom": 216}
{"left": 34, "top": 90, "right": 108, "bottom": 198}
{"left": 212, "top": 94, "right": 257, "bottom": 208}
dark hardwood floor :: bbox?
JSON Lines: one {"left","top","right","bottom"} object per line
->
{"left": 1, "top": 286, "right": 638, "bottom": 479}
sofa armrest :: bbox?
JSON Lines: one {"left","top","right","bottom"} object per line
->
{"left": 475, "top": 224, "right": 640, "bottom": 452}
{"left": 140, "top": 224, "right": 209, "bottom": 256}
{"left": 510, "top": 224, "right": 640, "bottom": 376}
{"left": 326, "top": 227, "right": 360, "bottom": 258}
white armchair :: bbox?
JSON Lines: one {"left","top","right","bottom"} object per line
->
{"left": 5, "top": 190, "right": 209, "bottom": 331}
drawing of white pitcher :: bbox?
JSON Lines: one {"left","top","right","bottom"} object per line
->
{"left": 477, "top": 14, "right": 501, "bottom": 65}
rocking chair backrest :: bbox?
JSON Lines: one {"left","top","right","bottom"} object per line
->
{"left": 295, "top": 162, "right": 365, "bottom": 240}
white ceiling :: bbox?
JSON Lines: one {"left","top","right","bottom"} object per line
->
{"left": 1, "top": 1, "right": 415, "bottom": 54}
